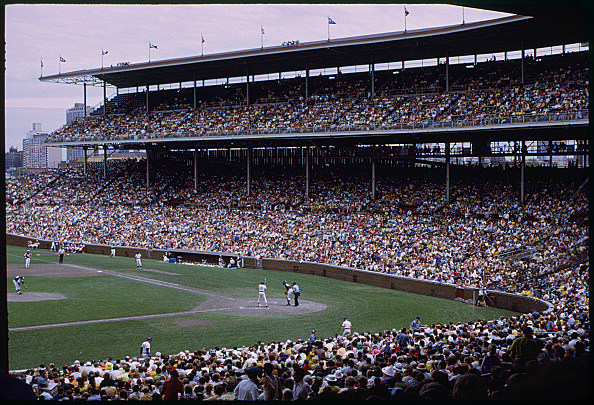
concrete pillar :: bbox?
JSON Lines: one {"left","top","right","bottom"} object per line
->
{"left": 445, "top": 143, "right": 451, "bottom": 203}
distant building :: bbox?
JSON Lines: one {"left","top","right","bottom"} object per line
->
{"left": 22, "top": 123, "right": 63, "bottom": 168}
{"left": 66, "top": 103, "right": 93, "bottom": 162}
{"left": 66, "top": 102, "right": 93, "bottom": 125}
{"left": 5, "top": 146, "right": 24, "bottom": 169}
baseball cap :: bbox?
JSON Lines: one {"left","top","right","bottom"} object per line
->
{"left": 261, "top": 281, "right": 265, "bottom": 284}
{"left": 312, "top": 330, "right": 316, "bottom": 333}
{"left": 147, "top": 337, "right": 152, "bottom": 340}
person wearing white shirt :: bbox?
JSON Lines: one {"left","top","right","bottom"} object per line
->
{"left": 135, "top": 252, "right": 142, "bottom": 270}
{"left": 341, "top": 318, "right": 352, "bottom": 336}
{"left": 257, "top": 281, "right": 268, "bottom": 307}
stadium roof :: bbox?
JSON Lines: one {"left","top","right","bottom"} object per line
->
{"left": 39, "top": 13, "right": 588, "bottom": 89}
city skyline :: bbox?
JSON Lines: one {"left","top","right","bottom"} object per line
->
{"left": 4, "top": 3, "right": 512, "bottom": 151}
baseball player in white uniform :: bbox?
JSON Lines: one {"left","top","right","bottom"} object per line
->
{"left": 341, "top": 318, "right": 352, "bottom": 336}
{"left": 257, "top": 281, "right": 268, "bottom": 307}
{"left": 140, "top": 337, "right": 152, "bottom": 358}
{"left": 24, "top": 250, "right": 32, "bottom": 269}
{"left": 283, "top": 281, "right": 293, "bottom": 306}
{"left": 13, "top": 276, "right": 27, "bottom": 295}
{"left": 135, "top": 252, "right": 142, "bottom": 270}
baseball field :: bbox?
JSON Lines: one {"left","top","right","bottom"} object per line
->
{"left": 5, "top": 245, "right": 518, "bottom": 371}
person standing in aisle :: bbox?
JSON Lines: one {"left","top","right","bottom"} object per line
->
{"left": 24, "top": 250, "right": 31, "bottom": 269}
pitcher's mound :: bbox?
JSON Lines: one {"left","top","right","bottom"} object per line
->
{"left": 7, "top": 292, "right": 66, "bottom": 302}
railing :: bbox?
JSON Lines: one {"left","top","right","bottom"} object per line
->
{"left": 47, "top": 109, "right": 589, "bottom": 144}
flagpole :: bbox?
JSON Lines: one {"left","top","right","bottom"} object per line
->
{"left": 102, "top": 49, "right": 104, "bottom": 69}
{"left": 59, "top": 56, "right": 61, "bottom": 74}
{"left": 462, "top": 7, "right": 465, "bottom": 24}
{"left": 327, "top": 16, "right": 330, "bottom": 42}
{"left": 148, "top": 42, "right": 151, "bottom": 62}
{"left": 201, "top": 34, "right": 204, "bottom": 57}
{"left": 261, "top": 26, "right": 263, "bottom": 49}
{"left": 40, "top": 59, "right": 43, "bottom": 77}
{"left": 404, "top": 7, "right": 407, "bottom": 32}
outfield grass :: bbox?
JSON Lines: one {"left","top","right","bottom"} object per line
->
{"left": 6, "top": 245, "right": 519, "bottom": 370}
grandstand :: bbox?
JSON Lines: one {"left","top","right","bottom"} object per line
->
{"left": 2, "top": 4, "right": 589, "bottom": 401}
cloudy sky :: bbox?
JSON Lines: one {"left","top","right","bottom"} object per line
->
{"left": 4, "top": 3, "right": 512, "bottom": 151}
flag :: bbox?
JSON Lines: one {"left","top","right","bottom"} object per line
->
{"left": 328, "top": 17, "right": 336, "bottom": 24}
{"left": 261, "top": 26, "right": 265, "bottom": 35}
{"left": 404, "top": 6, "right": 410, "bottom": 16}
{"left": 102, "top": 50, "right": 108, "bottom": 55}
{"left": 201, "top": 35, "right": 205, "bottom": 43}
{"left": 59, "top": 56, "right": 66, "bottom": 62}
{"left": 149, "top": 43, "right": 158, "bottom": 49}
{"left": 41, "top": 59, "right": 43, "bottom": 68}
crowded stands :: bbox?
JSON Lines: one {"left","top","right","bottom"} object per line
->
{"left": 6, "top": 48, "right": 589, "bottom": 401}
{"left": 46, "top": 52, "right": 589, "bottom": 143}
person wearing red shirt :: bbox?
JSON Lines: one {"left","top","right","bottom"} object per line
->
{"left": 161, "top": 369, "right": 184, "bottom": 400}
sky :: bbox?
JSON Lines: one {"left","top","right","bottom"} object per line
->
{"left": 4, "top": 3, "right": 512, "bottom": 151}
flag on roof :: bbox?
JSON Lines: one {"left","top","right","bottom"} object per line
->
{"left": 102, "top": 50, "right": 108, "bottom": 55}
{"left": 328, "top": 17, "right": 336, "bottom": 24}
{"left": 201, "top": 35, "right": 205, "bottom": 43}
{"left": 59, "top": 56, "right": 66, "bottom": 62}
{"left": 261, "top": 26, "right": 265, "bottom": 35}
{"left": 404, "top": 6, "right": 410, "bottom": 16}
{"left": 149, "top": 43, "right": 158, "bottom": 49}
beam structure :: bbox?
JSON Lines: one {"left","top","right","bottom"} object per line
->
{"left": 520, "top": 140, "right": 526, "bottom": 205}
{"left": 371, "top": 159, "right": 376, "bottom": 201}
{"left": 445, "top": 142, "right": 451, "bottom": 204}
{"left": 305, "top": 147, "right": 310, "bottom": 200}
{"left": 246, "top": 147, "right": 252, "bottom": 196}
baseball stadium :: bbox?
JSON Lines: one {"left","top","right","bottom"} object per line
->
{"left": 2, "top": 3, "right": 590, "bottom": 401}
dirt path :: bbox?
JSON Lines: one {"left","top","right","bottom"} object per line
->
{"left": 7, "top": 263, "right": 326, "bottom": 331}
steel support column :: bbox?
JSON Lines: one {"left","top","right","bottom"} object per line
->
{"left": 193, "top": 75, "right": 197, "bottom": 109}
{"left": 445, "top": 50, "right": 450, "bottom": 93}
{"left": 103, "top": 145, "right": 107, "bottom": 179}
{"left": 146, "top": 148, "right": 150, "bottom": 188}
{"left": 305, "top": 147, "right": 310, "bottom": 200}
{"left": 194, "top": 149, "right": 198, "bottom": 190}
{"left": 103, "top": 81, "right": 107, "bottom": 116}
{"left": 446, "top": 143, "right": 451, "bottom": 204}
{"left": 146, "top": 85, "right": 149, "bottom": 113}
{"left": 83, "top": 83, "right": 87, "bottom": 118}
{"left": 521, "top": 141, "right": 526, "bottom": 206}
{"left": 246, "top": 147, "right": 252, "bottom": 196}
{"left": 371, "top": 159, "right": 376, "bottom": 201}
{"left": 83, "top": 147, "right": 88, "bottom": 175}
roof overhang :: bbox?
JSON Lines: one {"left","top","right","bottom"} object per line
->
{"left": 38, "top": 14, "right": 588, "bottom": 88}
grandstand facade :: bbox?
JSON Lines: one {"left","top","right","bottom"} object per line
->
{"left": 2, "top": 5, "right": 589, "bottom": 398}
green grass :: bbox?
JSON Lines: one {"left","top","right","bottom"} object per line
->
{"left": 6, "top": 245, "right": 518, "bottom": 370}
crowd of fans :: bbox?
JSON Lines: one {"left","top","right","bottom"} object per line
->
{"left": 5, "top": 50, "right": 589, "bottom": 401}
{"left": 47, "top": 52, "right": 588, "bottom": 143}
{"left": 11, "top": 273, "right": 589, "bottom": 400}
{"left": 6, "top": 161, "right": 588, "bottom": 296}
